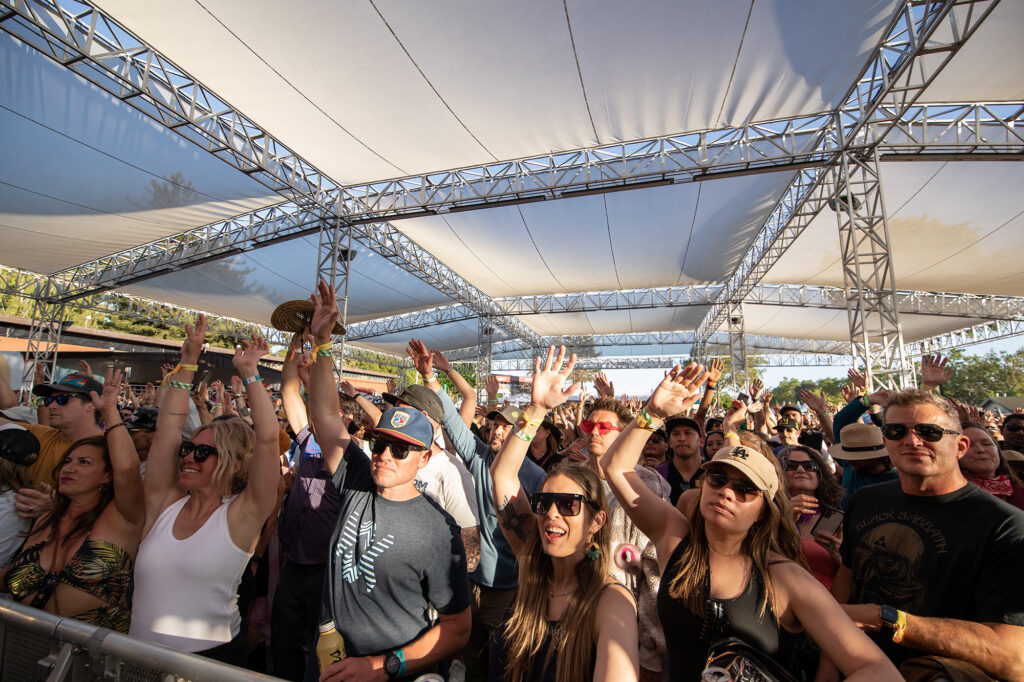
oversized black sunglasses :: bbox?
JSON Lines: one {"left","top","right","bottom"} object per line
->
{"left": 704, "top": 469, "right": 762, "bottom": 502}
{"left": 42, "top": 394, "right": 84, "bottom": 406}
{"left": 179, "top": 441, "right": 219, "bottom": 462}
{"left": 881, "top": 423, "right": 960, "bottom": 443}
{"left": 369, "top": 438, "right": 417, "bottom": 460}
{"left": 783, "top": 459, "right": 819, "bottom": 473}
{"left": 1005, "top": 422, "right": 1024, "bottom": 433}
{"left": 530, "top": 492, "right": 595, "bottom": 517}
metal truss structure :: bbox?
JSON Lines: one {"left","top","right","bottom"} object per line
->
{"left": 907, "top": 319, "right": 1024, "bottom": 356}
{"left": 492, "top": 354, "right": 856, "bottom": 372}
{"left": 726, "top": 303, "right": 748, "bottom": 387}
{"left": 693, "top": 0, "right": 1000, "bottom": 357}
{"left": 832, "top": 148, "right": 914, "bottom": 389}
{"left": 476, "top": 317, "right": 495, "bottom": 401}
{"left": 18, "top": 279, "right": 65, "bottom": 399}
{"left": 2, "top": 0, "right": 1019, "bottom": 375}
{"left": 316, "top": 219, "right": 355, "bottom": 380}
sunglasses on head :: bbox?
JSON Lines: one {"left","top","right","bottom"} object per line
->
{"left": 1005, "top": 422, "right": 1024, "bottom": 433}
{"left": 179, "top": 441, "right": 218, "bottom": 462}
{"left": 580, "top": 420, "right": 621, "bottom": 436}
{"left": 530, "top": 492, "right": 594, "bottom": 517}
{"left": 43, "top": 394, "right": 83, "bottom": 407}
{"left": 369, "top": 438, "right": 419, "bottom": 460}
{"left": 704, "top": 468, "right": 762, "bottom": 502}
{"left": 881, "top": 423, "right": 960, "bottom": 443}
{"left": 783, "top": 459, "right": 819, "bottom": 473}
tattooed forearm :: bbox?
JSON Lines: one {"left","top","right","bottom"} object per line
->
{"left": 498, "top": 496, "right": 533, "bottom": 541}
{"left": 461, "top": 526, "right": 481, "bottom": 573}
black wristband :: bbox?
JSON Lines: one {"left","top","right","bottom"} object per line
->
{"left": 104, "top": 422, "right": 127, "bottom": 436}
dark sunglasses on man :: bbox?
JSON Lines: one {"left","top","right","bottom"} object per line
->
{"left": 530, "top": 492, "right": 597, "bottom": 517}
{"left": 703, "top": 468, "right": 762, "bottom": 502}
{"left": 179, "top": 441, "right": 219, "bottom": 462}
{"left": 42, "top": 394, "right": 85, "bottom": 407}
{"left": 1004, "top": 422, "right": 1024, "bottom": 433}
{"left": 881, "top": 423, "right": 960, "bottom": 443}
{"left": 580, "top": 419, "right": 621, "bottom": 436}
{"left": 369, "top": 437, "right": 422, "bottom": 460}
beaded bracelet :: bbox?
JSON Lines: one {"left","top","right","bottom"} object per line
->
{"left": 166, "top": 379, "right": 192, "bottom": 391}
{"left": 104, "top": 422, "right": 127, "bottom": 436}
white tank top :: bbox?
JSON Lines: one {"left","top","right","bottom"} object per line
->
{"left": 129, "top": 496, "right": 252, "bottom": 651}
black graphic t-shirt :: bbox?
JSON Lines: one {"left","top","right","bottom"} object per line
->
{"left": 321, "top": 441, "right": 470, "bottom": 657}
{"left": 843, "top": 480, "right": 1024, "bottom": 663}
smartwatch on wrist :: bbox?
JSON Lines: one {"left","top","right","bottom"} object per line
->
{"left": 384, "top": 649, "right": 405, "bottom": 679}
{"left": 880, "top": 605, "right": 907, "bottom": 642}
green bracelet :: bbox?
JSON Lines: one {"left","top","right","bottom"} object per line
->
{"left": 167, "top": 379, "right": 193, "bottom": 391}
{"left": 316, "top": 348, "right": 333, "bottom": 357}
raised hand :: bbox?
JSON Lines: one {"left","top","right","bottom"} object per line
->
{"left": 295, "top": 351, "right": 312, "bottom": 386}
{"left": 309, "top": 279, "right": 339, "bottom": 344}
{"left": 386, "top": 379, "right": 397, "bottom": 394}
{"left": 193, "top": 381, "right": 209, "bottom": 405}
{"left": 760, "top": 389, "right": 773, "bottom": 406}
{"left": 749, "top": 378, "right": 764, "bottom": 400}
{"left": 431, "top": 349, "right": 452, "bottom": 373}
{"left": 921, "top": 354, "right": 953, "bottom": 386}
{"left": 142, "top": 383, "right": 156, "bottom": 406}
{"left": 593, "top": 371, "right": 615, "bottom": 398}
{"left": 948, "top": 397, "right": 970, "bottom": 425}
{"left": 647, "top": 363, "right": 707, "bottom": 419}
{"left": 405, "top": 339, "right": 434, "bottom": 378}
{"left": 723, "top": 399, "right": 748, "bottom": 434}
{"left": 847, "top": 367, "right": 866, "bottom": 391}
{"left": 233, "top": 335, "right": 269, "bottom": 377}
{"left": 339, "top": 380, "right": 357, "bottom": 398}
{"left": 160, "top": 363, "right": 176, "bottom": 380}
{"left": 866, "top": 388, "right": 894, "bottom": 408}
{"left": 89, "top": 368, "right": 121, "bottom": 421}
{"left": 531, "top": 346, "right": 579, "bottom": 411}
{"left": 705, "top": 357, "right": 724, "bottom": 385}
{"left": 799, "top": 388, "right": 828, "bottom": 415}
{"left": 841, "top": 383, "right": 860, "bottom": 404}
{"left": 181, "top": 314, "right": 207, "bottom": 364}
{"left": 77, "top": 359, "right": 93, "bottom": 377}
{"left": 485, "top": 375, "right": 500, "bottom": 399}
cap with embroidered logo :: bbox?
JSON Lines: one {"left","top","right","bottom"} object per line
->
{"left": 32, "top": 372, "right": 104, "bottom": 398}
{"left": 368, "top": 407, "right": 433, "bottom": 449}
{"left": 701, "top": 445, "right": 779, "bottom": 499}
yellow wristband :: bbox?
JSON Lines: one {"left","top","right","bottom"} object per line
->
{"left": 724, "top": 432, "right": 741, "bottom": 443}
{"left": 313, "top": 341, "right": 333, "bottom": 357}
{"left": 892, "top": 610, "right": 907, "bottom": 643}
{"left": 635, "top": 409, "right": 665, "bottom": 431}
{"left": 921, "top": 383, "right": 938, "bottom": 392}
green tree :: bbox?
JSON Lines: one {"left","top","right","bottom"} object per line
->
{"left": 937, "top": 348, "right": 1024, "bottom": 405}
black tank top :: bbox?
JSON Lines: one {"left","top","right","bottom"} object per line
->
{"left": 656, "top": 535, "right": 780, "bottom": 681}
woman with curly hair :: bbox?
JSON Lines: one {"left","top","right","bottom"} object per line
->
{"left": 777, "top": 444, "right": 845, "bottom": 588}
{"left": 1, "top": 369, "right": 144, "bottom": 633}
{"left": 489, "top": 346, "right": 638, "bottom": 682}
{"left": 601, "top": 365, "right": 899, "bottom": 681}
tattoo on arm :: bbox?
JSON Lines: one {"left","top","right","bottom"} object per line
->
{"left": 498, "top": 496, "right": 533, "bottom": 541}
{"left": 461, "top": 526, "right": 481, "bottom": 573}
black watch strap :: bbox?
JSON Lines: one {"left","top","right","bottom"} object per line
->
{"left": 880, "top": 604, "right": 899, "bottom": 632}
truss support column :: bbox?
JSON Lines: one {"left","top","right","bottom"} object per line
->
{"left": 20, "top": 278, "right": 67, "bottom": 402}
{"left": 477, "top": 317, "right": 495, "bottom": 403}
{"left": 317, "top": 216, "right": 354, "bottom": 386}
{"left": 831, "top": 148, "right": 914, "bottom": 391}
{"left": 726, "top": 303, "right": 747, "bottom": 390}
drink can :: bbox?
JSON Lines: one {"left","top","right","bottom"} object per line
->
{"left": 701, "top": 667, "right": 733, "bottom": 682}
{"left": 412, "top": 674, "right": 445, "bottom": 682}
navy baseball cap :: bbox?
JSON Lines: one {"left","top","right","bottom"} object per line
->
{"left": 369, "top": 407, "right": 433, "bottom": 449}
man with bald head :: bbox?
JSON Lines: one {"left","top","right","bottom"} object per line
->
{"left": 821, "top": 389, "right": 1024, "bottom": 680}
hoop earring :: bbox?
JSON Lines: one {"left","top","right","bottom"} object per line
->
{"left": 585, "top": 539, "right": 601, "bottom": 561}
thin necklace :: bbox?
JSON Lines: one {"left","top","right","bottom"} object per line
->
{"left": 549, "top": 585, "right": 577, "bottom": 598}
{"left": 708, "top": 545, "right": 743, "bottom": 558}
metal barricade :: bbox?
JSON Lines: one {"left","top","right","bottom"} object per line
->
{"left": 0, "top": 596, "right": 282, "bottom": 681}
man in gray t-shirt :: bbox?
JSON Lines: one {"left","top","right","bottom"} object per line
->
{"left": 307, "top": 284, "right": 470, "bottom": 682}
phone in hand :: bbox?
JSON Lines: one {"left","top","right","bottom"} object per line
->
{"left": 737, "top": 392, "right": 750, "bottom": 403}
{"left": 812, "top": 507, "right": 844, "bottom": 538}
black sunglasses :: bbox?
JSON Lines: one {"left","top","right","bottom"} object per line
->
{"left": 881, "top": 423, "right": 960, "bottom": 443}
{"left": 1005, "top": 422, "right": 1024, "bottom": 433}
{"left": 530, "top": 492, "right": 593, "bottom": 517}
{"left": 704, "top": 469, "right": 762, "bottom": 502}
{"left": 43, "top": 394, "right": 84, "bottom": 406}
{"left": 179, "top": 441, "right": 219, "bottom": 462}
{"left": 370, "top": 438, "right": 418, "bottom": 460}
{"left": 783, "top": 459, "right": 819, "bottom": 473}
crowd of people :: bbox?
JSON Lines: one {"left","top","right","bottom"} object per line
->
{"left": 0, "top": 285, "right": 1022, "bottom": 682}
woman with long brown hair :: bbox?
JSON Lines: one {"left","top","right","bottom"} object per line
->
{"left": 960, "top": 423, "right": 1024, "bottom": 509}
{"left": 490, "top": 346, "right": 638, "bottom": 682}
{"left": 1, "top": 369, "right": 144, "bottom": 633}
{"left": 600, "top": 364, "right": 900, "bottom": 681}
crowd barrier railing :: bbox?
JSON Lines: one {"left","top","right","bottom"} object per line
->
{"left": 0, "top": 596, "right": 281, "bottom": 681}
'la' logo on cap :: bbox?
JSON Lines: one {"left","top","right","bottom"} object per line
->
{"left": 390, "top": 411, "right": 410, "bottom": 428}
{"left": 732, "top": 446, "right": 749, "bottom": 459}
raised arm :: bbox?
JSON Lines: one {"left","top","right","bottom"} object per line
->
{"left": 229, "top": 336, "right": 282, "bottom": 550}
{"left": 600, "top": 364, "right": 705, "bottom": 570}
{"left": 281, "top": 332, "right": 311, "bottom": 434}
{"left": 143, "top": 315, "right": 205, "bottom": 516}
{"left": 490, "top": 346, "right": 577, "bottom": 555}
{"left": 431, "top": 350, "right": 476, "bottom": 427}
{"left": 89, "top": 368, "right": 144, "bottom": 526}
{"left": 340, "top": 380, "right": 381, "bottom": 425}
{"left": 800, "top": 389, "right": 835, "bottom": 444}
{"left": 693, "top": 357, "right": 723, "bottom": 429}
{"left": 306, "top": 280, "right": 352, "bottom": 475}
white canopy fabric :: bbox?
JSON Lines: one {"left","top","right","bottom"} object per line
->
{"left": 1, "top": 0, "right": 1021, "bottom": 362}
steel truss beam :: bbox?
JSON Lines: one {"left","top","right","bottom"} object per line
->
{"left": 726, "top": 303, "right": 747, "bottom": 387}
{"left": 491, "top": 354, "right": 856, "bottom": 372}
{"left": 19, "top": 279, "right": 65, "bottom": 398}
{"left": 693, "top": 0, "right": 1000, "bottom": 349}
{"left": 317, "top": 218, "right": 354, "bottom": 380}
{"left": 906, "top": 319, "right": 1024, "bottom": 356}
{"left": 342, "top": 285, "right": 1024, "bottom": 341}
{"left": 833, "top": 148, "right": 914, "bottom": 389}
{"left": 476, "top": 317, "right": 495, "bottom": 399}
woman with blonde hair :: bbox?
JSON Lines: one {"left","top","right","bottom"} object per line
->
{"left": 129, "top": 317, "right": 280, "bottom": 665}
{"left": 490, "top": 346, "right": 638, "bottom": 682}
{"left": 601, "top": 364, "right": 900, "bottom": 681}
